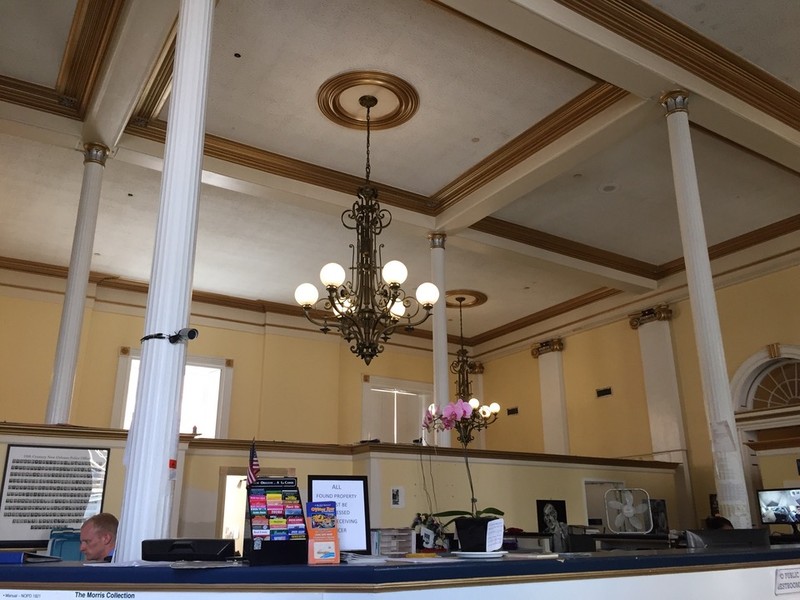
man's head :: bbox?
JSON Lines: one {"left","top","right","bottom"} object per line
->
{"left": 80, "top": 512, "right": 118, "bottom": 561}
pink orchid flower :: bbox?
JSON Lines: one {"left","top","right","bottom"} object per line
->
{"left": 443, "top": 398, "right": 473, "bottom": 422}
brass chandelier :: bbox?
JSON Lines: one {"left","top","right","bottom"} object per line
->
{"left": 295, "top": 95, "right": 439, "bottom": 365}
{"left": 451, "top": 296, "right": 500, "bottom": 440}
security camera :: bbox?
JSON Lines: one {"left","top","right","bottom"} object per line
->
{"left": 169, "top": 328, "right": 199, "bottom": 344}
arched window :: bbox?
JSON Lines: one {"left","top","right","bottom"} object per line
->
{"left": 748, "top": 360, "right": 800, "bottom": 410}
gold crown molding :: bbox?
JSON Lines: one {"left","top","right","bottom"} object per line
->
{"left": 124, "top": 120, "right": 436, "bottom": 215}
{"left": 472, "top": 216, "right": 659, "bottom": 279}
{"left": 556, "top": 0, "right": 800, "bottom": 131}
{"left": 430, "top": 83, "right": 629, "bottom": 213}
{"left": 628, "top": 303, "right": 672, "bottom": 329}
{"left": 531, "top": 338, "right": 564, "bottom": 358}
{"left": 0, "top": 255, "right": 437, "bottom": 340}
{"left": 57, "top": 0, "right": 125, "bottom": 118}
{"left": 0, "top": 0, "right": 123, "bottom": 119}
{"left": 0, "top": 76, "right": 81, "bottom": 119}
{"left": 470, "top": 288, "right": 622, "bottom": 347}
{"left": 130, "top": 22, "right": 177, "bottom": 125}
{"left": 657, "top": 212, "right": 800, "bottom": 278}
{"left": 317, "top": 71, "right": 419, "bottom": 131}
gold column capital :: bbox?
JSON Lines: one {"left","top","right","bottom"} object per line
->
{"left": 428, "top": 231, "right": 446, "bottom": 249}
{"left": 629, "top": 303, "right": 673, "bottom": 329}
{"left": 531, "top": 338, "right": 563, "bottom": 358}
{"left": 469, "top": 361, "right": 484, "bottom": 375}
{"left": 83, "top": 143, "right": 109, "bottom": 166}
{"left": 659, "top": 91, "right": 689, "bottom": 115}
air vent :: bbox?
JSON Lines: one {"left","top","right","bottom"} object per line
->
{"left": 506, "top": 407, "right": 519, "bottom": 416}
{"left": 596, "top": 387, "right": 613, "bottom": 398}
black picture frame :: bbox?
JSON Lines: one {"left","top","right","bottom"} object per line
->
{"left": 0, "top": 444, "right": 109, "bottom": 545}
{"left": 649, "top": 498, "right": 669, "bottom": 534}
{"left": 536, "top": 499, "right": 568, "bottom": 533}
{"left": 307, "top": 475, "right": 370, "bottom": 553}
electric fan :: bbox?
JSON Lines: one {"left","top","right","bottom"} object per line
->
{"left": 604, "top": 488, "right": 652, "bottom": 533}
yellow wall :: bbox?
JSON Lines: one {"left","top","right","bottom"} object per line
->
{"left": 0, "top": 295, "right": 62, "bottom": 422}
{"left": 563, "top": 319, "right": 650, "bottom": 458}
{"left": 5, "top": 261, "right": 800, "bottom": 533}
{"left": 482, "top": 348, "right": 541, "bottom": 452}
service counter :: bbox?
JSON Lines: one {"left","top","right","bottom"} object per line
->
{"left": 3, "top": 545, "right": 800, "bottom": 600}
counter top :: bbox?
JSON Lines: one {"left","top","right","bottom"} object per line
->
{"left": 4, "top": 545, "right": 800, "bottom": 590}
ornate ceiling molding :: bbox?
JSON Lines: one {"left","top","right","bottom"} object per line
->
{"left": 0, "top": 0, "right": 123, "bottom": 119}
{"left": 556, "top": 0, "right": 800, "bottom": 130}
{"left": 430, "top": 82, "right": 629, "bottom": 212}
{"left": 317, "top": 71, "right": 419, "bottom": 131}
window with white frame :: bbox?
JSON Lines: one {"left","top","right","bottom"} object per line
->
{"left": 362, "top": 376, "right": 432, "bottom": 444}
{"left": 112, "top": 348, "right": 233, "bottom": 438}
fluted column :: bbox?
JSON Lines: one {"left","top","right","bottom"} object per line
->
{"left": 661, "top": 91, "right": 750, "bottom": 527}
{"left": 428, "top": 232, "right": 451, "bottom": 447}
{"left": 630, "top": 304, "right": 696, "bottom": 527}
{"left": 45, "top": 143, "right": 109, "bottom": 424}
{"left": 531, "top": 339, "right": 568, "bottom": 454}
{"left": 115, "top": 0, "right": 214, "bottom": 562}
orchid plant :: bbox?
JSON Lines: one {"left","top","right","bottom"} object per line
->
{"left": 423, "top": 397, "right": 503, "bottom": 525}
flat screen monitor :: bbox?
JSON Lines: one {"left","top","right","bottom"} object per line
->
{"left": 685, "top": 528, "right": 770, "bottom": 549}
{"left": 141, "top": 538, "right": 236, "bottom": 562}
{"left": 756, "top": 488, "right": 800, "bottom": 525}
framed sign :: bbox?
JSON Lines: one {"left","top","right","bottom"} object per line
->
{"left": 0, "top": 445, "right": 109, "bottom": 543}
{"left": 307, "top": 475, "right": 370, "bottom": 553}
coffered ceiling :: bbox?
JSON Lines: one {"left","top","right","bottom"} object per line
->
{"left": 0, "top": 0, "right": 798, "bottom": 352}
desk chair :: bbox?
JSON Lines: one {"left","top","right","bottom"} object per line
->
{"left": 47, "top": 529, "right": 84, "bottom": 561}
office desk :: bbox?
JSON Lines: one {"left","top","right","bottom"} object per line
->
{"left": 2, "top": 545, "right": 800, "bottom": 599}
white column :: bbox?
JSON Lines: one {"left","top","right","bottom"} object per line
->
{"left": 661, "top": 91, "right": 750, "bottom": 528}
{"left": 532, "top": 340, "right": 569, "bottom": 454}
{"left": 631, "top": 305, "right": 696, "bottom": 528}
{"left": 45, "top": 143, "right": 109, "bottom": 424}
{"left": 115, "top": 0, "right": 214, "bottom": 562}
{"left": 429, "top": 232, "right": 451, "bottom": 447}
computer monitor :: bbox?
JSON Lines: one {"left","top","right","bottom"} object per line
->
{"left": 685, "top": 528, "right": 770, "bottom": 549}
{"left": 141, "top": 538, "right": 236, "bottom": 562}
{"left": 756, "top": 488, "right": 800, "bottom": 525}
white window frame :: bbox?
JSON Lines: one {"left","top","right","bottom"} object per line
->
{"left": 111, "top": 347, "right": 233, "bottom": 438}
{"left": 361, "top": 376, "right": 433, "bottom": 444}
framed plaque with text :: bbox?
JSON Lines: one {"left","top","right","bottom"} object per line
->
{"left": 0, "top": 444, "right": 109, "bottom": 543}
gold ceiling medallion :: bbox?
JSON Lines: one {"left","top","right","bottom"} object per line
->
{"left": 444, "top": 290, "right": 488, "bottom": 308}
{"left": 317, "top": 71, "right": 419, "bottom": 131}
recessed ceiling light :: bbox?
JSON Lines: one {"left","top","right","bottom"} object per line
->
{"left": 599, "top": 183, "right": 618, "bottom": 193}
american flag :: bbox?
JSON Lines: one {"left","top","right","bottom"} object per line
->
{"left": 247, "top": 440, "right": 260, "bottom": 485}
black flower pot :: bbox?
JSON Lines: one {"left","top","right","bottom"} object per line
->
{"left": 454, "top": 517, "right": 491, "bottom": 552}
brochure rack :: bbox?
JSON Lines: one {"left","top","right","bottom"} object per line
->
{"left": 246, "top": 477, "right": 308, "bottom": 565}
